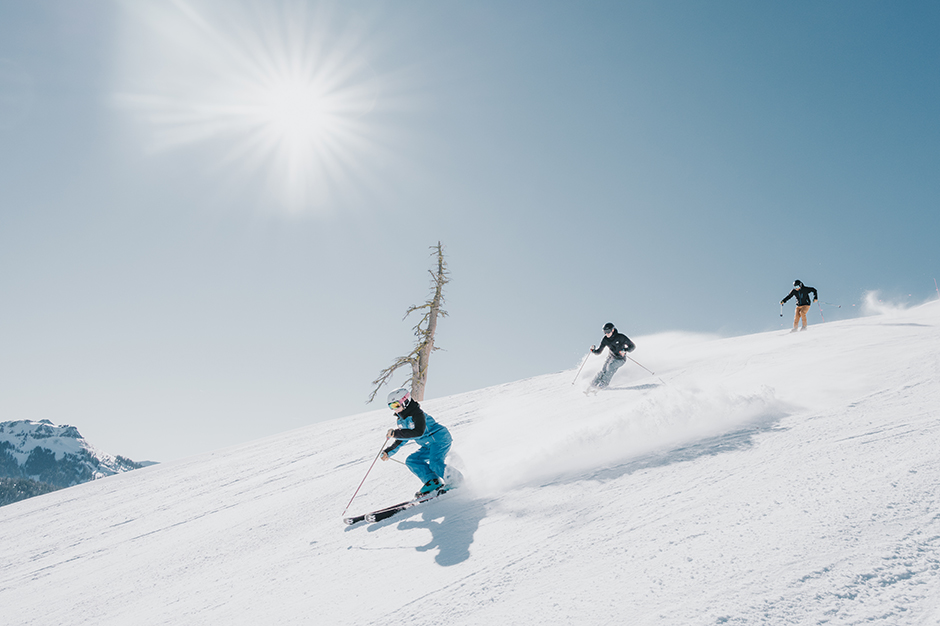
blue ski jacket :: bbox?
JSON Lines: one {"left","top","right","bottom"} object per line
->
{"left": 383, "top": 400, "right": 447, "bottom": 456}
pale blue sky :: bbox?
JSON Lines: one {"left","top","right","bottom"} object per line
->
{"left": 1, "top": 1, "right": 938, "bottom": 461}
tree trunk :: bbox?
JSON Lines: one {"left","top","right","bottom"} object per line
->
{"left": 411, "top": 243, "right": 446, "bottom": 401}
{"left": 368, "top": 242, "right": 449, "bottom": 404}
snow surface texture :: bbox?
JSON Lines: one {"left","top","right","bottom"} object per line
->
{"left": 2, "top": 301, "right": 939, "bottom": 625}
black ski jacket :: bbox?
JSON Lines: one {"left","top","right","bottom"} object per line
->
{"left": 781, "top": 286, "right": 818, "bottom": 307}
{"left": 383, "top": 400, "right": 431, "bottom": 456}
{"left": 592, "top": 329, "right": 635, "bottom": 361}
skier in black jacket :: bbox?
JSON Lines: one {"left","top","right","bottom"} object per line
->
{"left": 781, "top": 280, "right": 818, "bottom": 332}
{"left": 589, "top": 322, "right": 636, "bottom": 389}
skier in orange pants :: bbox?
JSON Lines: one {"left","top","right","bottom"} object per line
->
{"left": 781, "top": 280, "right": 818, "bottom": 332}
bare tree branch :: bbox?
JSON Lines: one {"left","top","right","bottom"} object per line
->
{"left": 368, "top": 242, "right": 449, "bottom": 403}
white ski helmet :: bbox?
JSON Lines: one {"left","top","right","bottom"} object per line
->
{"left": 387, "top": 388, "right": 411, "bottom": 410}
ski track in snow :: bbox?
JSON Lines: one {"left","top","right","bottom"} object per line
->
{"left": 1, "top": 301, "right": 940, "bottom": 625}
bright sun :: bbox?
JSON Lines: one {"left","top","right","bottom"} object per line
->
{"left": 264, "top": 80, "right": 328, "bottom": 135}
{"left": 114, "top": 0, "right": 383, "bottom": 213}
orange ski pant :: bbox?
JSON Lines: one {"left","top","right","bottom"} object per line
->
{"left": 794, "top": 305, "right": 811, "bottom": 329}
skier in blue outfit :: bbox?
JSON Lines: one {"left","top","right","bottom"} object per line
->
{"left": 589, "top": 322, "right": 636, "bottom": 390}
{"left": 380, "top": 388, "right": 455, "bottom": 497}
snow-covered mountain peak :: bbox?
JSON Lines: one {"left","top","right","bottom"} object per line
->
{"left": 0, "top": 418, "right": 143, "bottom": 489}
{"left": 1, "top": 419, "right": 83, "bottom": 448}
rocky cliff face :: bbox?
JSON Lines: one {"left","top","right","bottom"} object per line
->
{"left": 0, "top": 420, "right": 147, "bottom": 505}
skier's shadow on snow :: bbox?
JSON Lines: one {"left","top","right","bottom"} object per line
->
{"left": 881, "top": 322, "right": 931, "bottom": 328}
{"left": 369, "top": 496, "right": 486, "bottom": 566}
{"left": 604, "top": 383, "right": 662, "bottom": 392}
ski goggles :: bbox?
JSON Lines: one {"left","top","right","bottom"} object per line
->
{"left": 388, "top": 400, "right": 404, "bottom": 410}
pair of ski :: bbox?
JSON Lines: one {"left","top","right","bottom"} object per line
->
{"left": 344, "top": 487, "right": 451, "bottom": 526}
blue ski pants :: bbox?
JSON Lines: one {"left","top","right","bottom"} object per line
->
{"left": 405, "top": 427, "right": 452, "bottom": 484}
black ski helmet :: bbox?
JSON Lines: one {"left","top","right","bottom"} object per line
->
{"left": 603, "top": 322, "right": 615, "bottom": 333}
{"left": 793, "top": 280, "right": 803, "bottom": 288}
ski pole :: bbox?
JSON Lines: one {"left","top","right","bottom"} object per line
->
{"left": 572, "top": 351, "right": 593, "bottom": 385}
{"left": 934, "top": 278, "right": 939, "bottom": 299}
{"left": 625, "top": 355, "right": 667, "bottom": 386}
{"left": 818, "top": 302, "right": 825, "bottom": 323}
{"left": 779, "top": 303, "right": 783, "bottom": 317}
{"left": 342, "top": 436, "right": 390, "bottom": 516}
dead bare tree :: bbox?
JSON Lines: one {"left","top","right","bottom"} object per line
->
{"left": 368, "top": 242, "right": 449, "bottom": 403}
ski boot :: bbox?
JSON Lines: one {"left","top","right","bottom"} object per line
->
{"left": 415, "top": 478, "right": 444, "bottom": 498}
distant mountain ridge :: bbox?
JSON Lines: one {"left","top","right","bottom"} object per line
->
{"left": 0, "top": 419, "right": 150, "bottom": 506}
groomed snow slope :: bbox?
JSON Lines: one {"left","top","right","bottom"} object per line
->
{"left": 2, "top": 301, "right": 939, "bottom": 625}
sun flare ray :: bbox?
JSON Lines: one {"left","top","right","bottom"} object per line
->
{"left": 113, "top": 0, "right": 387, "bottom": 213}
